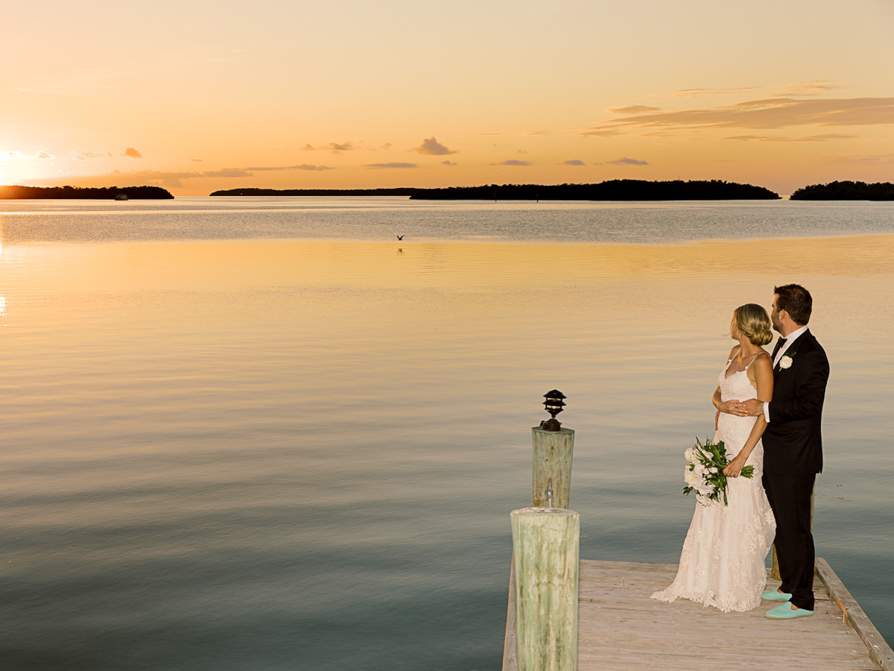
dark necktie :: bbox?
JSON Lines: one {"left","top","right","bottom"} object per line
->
{"left": 772, "top": 338, "right": 787, "bottom": 361}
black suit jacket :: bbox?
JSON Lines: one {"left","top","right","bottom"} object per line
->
{"left": 763, "top": 330, "right": 830, "bottom": 475}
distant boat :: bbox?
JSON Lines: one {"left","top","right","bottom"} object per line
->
{"left": 114, "top": 193, "right": 129, "bottom": 201}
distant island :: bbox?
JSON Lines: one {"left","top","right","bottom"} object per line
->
{"left": 790, "top": 181, "right": 894, "bottom": 201}
{"left": 0, "top": 185, "right": 174, "bottom": 200}
{"left": 211, "top": 180, "right": 780, "bottom": 200}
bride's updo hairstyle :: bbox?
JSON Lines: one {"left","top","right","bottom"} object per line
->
{"left": 735, "top": 303, "right": 773, "bottom": 346}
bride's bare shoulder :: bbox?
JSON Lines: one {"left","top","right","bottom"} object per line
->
{"left": 753, "top": 350, "right": 773, "bottom": 371}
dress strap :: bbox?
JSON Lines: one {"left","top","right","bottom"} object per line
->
{"left": 723, "top": 350, "right": 737, "bottom": 372}
{"left": 743, "top": 351, "right": 765, "bottom": 370}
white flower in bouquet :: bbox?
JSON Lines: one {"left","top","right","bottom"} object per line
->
{"left": 684, "top": 467, "right": 700, "bottom": 488}
{"left": 684, "top": 447, "right": 697, "bottom": 464}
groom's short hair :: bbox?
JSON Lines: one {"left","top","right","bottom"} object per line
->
{"left": 775, "top": 284, "right": 812, "bottom": 325}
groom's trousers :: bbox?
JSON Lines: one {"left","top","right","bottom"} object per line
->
{"left": 762, "top": 472, "right": 816, "bottom": 611}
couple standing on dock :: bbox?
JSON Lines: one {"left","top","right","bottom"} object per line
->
{"left": 652, "top": 284, "right": 830, "bottom": 620}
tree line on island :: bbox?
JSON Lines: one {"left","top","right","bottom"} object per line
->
{"left": 3, "top": 180, "right": 892, "bottom": 201}
{"left": 789, "top": 181, "right": 894, "bottom": 201}
{"left": 211, "top": 180, "right": 894, "bottom": 201}
{"left": 0, "top": 185, "right": 174, "bottom": 199}
{"left": 212, "top": 180, "right": 780, "bottom": 200}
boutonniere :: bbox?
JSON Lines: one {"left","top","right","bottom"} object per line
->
{"left": 778, "top": 351, "right": 797, "bottom": 370}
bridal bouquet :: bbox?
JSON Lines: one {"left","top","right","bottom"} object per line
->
{"left": 683, "top": 437, "right": 753, "bottom": 506}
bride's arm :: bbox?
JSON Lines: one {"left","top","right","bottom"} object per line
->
{"left": 723, "top": 355, "right": 773, "bottom": 477}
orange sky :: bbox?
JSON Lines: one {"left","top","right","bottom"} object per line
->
{"left": 2, "top": 0, "right": 893, "bottom": 196}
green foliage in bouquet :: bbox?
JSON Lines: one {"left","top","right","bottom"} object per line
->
{"left": 683, "top": 437, "right": 754, "bottom": 506}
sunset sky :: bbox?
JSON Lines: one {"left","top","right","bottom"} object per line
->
{"left": 2, "top": 0, "right": 893, "bottom": 196}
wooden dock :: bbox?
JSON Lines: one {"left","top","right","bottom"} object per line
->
{"left": 503, "top": 557, "right": 894, "bottom": 670}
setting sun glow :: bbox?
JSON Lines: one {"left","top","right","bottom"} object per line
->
{"left": 2, "top": 1, "right": 893, "bottom": 196}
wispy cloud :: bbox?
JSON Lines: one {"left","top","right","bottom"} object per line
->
{"left": 414, "top": 137, "right": 457, "bottom": 155}
{"left": 25, "top": 162, "right": 336, "bottom": 189}
{"left": 304, "top": 142, "right": 356, "bottom": 153}
{"left": 1, "top": 150, "right": 57, "bottom": 160}
{"left": 465, "top": 129, "right": 551, "bottom": 137}
{"left": 71, "top": 151, "right": 112, "bottom": 160}
{"left": 608, "top": 105, "right": 661, "bottom": 115}
{"left": 724, "top": 133, "right": 855, "bottom": 142}
{"left": 365, "top": 162, "right": 419, "bottom": 169}
{"left": 95, "top": 170, "right": 205, "bottom": 189}
{"left": 202, "top": 169, "right": 252, "bottom": 178}
{"left": 774, "top": 80, "right": 843, "bottom": 96}
{"left": 442, "top": 160, "right": 458, "bottom": 166}
{"left": 580, "top": 128, "right": 623, "bottom": 137}
{"left": 492, "top": 160, "right": 531, "bottom": 166}
{"left": 124, "top": 147, "right": 142, "bottom": 158}
{"left": 564, "top": 159, "right": 586, "bottom": 166}
{"left": 113, "top": 169, "right": 244, "bottom": 188}
{"left": 658, "top": 86, "right": 762, "bottom": 99}
{"left": 85, "top": 168, "right": 253, "bottom": 188}
{"left": 607, "top": 157, "right": 649, "bottom": 166}
{"left": 584, "top": 97, "right": 894, "bottom": 136}
{"left": 243, "top": 164, "right": 333, "bottom": 171}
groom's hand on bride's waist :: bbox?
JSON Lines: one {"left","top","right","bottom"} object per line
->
{"left": 742, "top": 399, "right": 764, "bottom": 416}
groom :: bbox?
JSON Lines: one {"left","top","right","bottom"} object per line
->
{"left": 743, "top": 284, "right": 830, "bottom": 620}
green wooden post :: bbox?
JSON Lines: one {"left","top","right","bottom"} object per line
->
{"left": 531, "top": 427, "right": 574, "bottom": 509}
{"left": 510, "top": 507, "right": 579, "bottom": 671}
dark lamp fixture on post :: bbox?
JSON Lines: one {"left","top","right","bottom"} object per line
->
{"left": 540, "top": 389, "right": 566, "bottom": 431}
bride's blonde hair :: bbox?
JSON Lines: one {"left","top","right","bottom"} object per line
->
{"left": 735, "top": 303, "right": 773, "bottom": 346}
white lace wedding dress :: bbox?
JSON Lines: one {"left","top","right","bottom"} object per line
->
{"left": 651, "top": 356, "right": 777, "bottom": 612}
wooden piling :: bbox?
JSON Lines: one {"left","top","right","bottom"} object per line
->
{"left": 510, "top": 507, "right": 580, "bottom": 671}
{"left": 531, "top": 427, "right": 575, "bottom": 509}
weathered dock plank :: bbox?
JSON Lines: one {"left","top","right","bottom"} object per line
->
{"left": 815, "top": 558, "right": 894, "bottom": 671}
{"left": 503, "top": 558, "right": 891, "bottom": 670}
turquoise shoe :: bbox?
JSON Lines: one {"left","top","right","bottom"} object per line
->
{"left": 762, "top": 589, "right": 792, "bottom": 601}
{"left": 765, "top": 602, "right": 814, "bottom": 619}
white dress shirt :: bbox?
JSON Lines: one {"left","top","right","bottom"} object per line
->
{"left": 764, "top": 325, "right": 809, "bottom": 422}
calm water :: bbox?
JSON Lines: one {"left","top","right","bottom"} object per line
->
{"left": 1, "top": 198, "right": 892, "bottom": 670}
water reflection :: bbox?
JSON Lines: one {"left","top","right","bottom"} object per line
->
{"left": 0, "top": 234, "right": 892, "bottom": 668}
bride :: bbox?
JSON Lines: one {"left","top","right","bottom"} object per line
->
{"left": 651, "top": 304, "right": 777, "bottom": 612}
